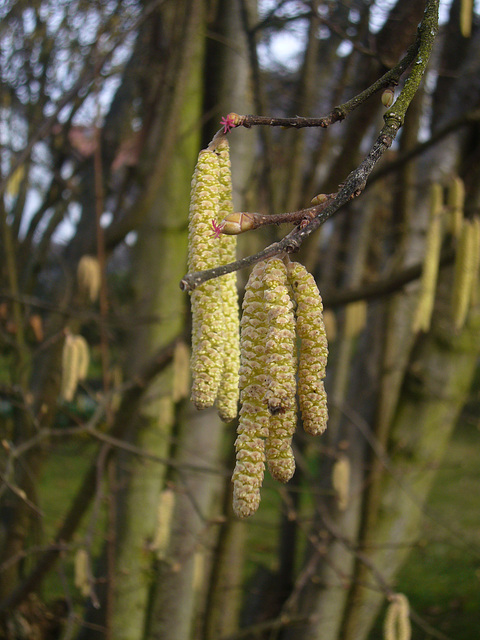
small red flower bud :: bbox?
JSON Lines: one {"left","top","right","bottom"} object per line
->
{"left": 220, "top": 113, "right": 241, "bottom": 133}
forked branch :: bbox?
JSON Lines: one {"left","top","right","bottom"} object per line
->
{"left": 180, "top": 0, "right": 439, "bottom": 293}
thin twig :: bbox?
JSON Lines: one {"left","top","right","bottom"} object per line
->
{"left": 219, "top": 33, "right": 417, "bottom": 133}
{"left": 0, "top": 338, "right": 178, "bottom": 614}
{"left": 180, "top": 120, "right": 398, "bottom": 291}
{"left": 181, "top": 0, "right": 439, "bottom": 292}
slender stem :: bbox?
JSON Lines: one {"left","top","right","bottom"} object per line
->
{"left": 180, "top": 0, "right": 440, "bottom": 293}
{"left": 219, "top": 33, "right": 418, "bottom": 135}
{"left": 218, "top": 195, "right": 335, "bottom": 234}
{"left": 180, "top": 122, "right": 396, "bottom": 292}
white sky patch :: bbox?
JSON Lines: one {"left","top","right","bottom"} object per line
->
{"left": 257, "top": 29, "right": 306, "bottom": 72}
{"left": 51, "top": 201, "right": 81, "bottom": 245}
{"left": 125, "top": 230, "right": 137, "bottom": 246}
{"left": 257, "top": 0, "right": 309, "bottom": 72}
{"left": 100, "top": 211, "right": 113, "bottom": 228}
{"left": 337, "top": 40, "right": 353, "bottom": 58}
{"left": 256, "top": 0, "right": 477, "bottom": 72}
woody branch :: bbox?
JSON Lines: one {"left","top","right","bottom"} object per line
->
{"left": 180, "top": 0, "right": 439, "bottom": 293}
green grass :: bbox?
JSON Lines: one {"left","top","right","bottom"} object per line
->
{"left": 390, "top": 421, "right": 480, "bottom": 639}
{"left": 37, "top": 438, "right": 106, "bottom": 603}
{"left": 243, "top": 423, "right": 480, "bottom": 639}
{"left": 37, "top": 421, "right": 480, "bottom": 638}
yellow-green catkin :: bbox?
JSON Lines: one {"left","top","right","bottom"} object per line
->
{"left": 263, "top": 258, "right": 297, "bottom": 483}
{"left": 447, "top": 176, "right": 465, "bottom": 239}
{"left": 188, "top": 149, "right": 224, "bottom": 409}
{"left": 452, "top": 218, "right": 476, "bottom": 330}
{"left": 344, "top": 300, "right": 367, "bottom": 339}
{"left": 233, "top": 261, "right": 269, "bottom": 519}
{"left": 77, "top": 255, "right": 101, "bottom": 302}
{"left": 383, "top": 593, "right": 411, "bottom": 640}
{"left": 332, "top": 454, "right": 350, "bottom": 511}
{"left": 74, "top": 549, "right": 91, "bottom": 598}
{"left": 215, "top": 139, "right": 240, "bottom": 422}
{"left": 460, "top": 0, "right": 473, "bottom": 37}
{"left": 287, "top": 261, "right": 328, "bottom": 436}
{"left": 60, "top": 334, "right": 83, "bottom": 402}
{"left": 323, "top": 309, "right": 337, "bottom": 343}
{"left": 411, "top": 183, "right": 444, "bottom": 333}
{"left": 74, "top": 335, "right": 90, "bottom": 382}
{"left": 470, "top": 217, "right": 480, "bottom": 307}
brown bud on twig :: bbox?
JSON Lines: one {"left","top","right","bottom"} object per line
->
{"left": 381, "top": 88, "right": 395, "bottom": 108}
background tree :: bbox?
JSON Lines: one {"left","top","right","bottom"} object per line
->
{"left": 1, "top": 1, "right": 479, "bottom": 639}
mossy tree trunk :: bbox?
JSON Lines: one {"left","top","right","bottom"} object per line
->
{"left": 146, "top": 1, "right": 255, "bottom": 637}
{"left": 108, "top": 3, "right": 206, "bottom": 639}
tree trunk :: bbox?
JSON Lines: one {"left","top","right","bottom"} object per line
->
{"left": 109, "top": 3, "right": 206, "bottom": 638}
{"left": 342, "top": 286, "right": 480, "bottom": 639}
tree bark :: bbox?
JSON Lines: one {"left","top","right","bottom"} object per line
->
{"left": 109, "top": 3, "right": 207, "bottom": 638}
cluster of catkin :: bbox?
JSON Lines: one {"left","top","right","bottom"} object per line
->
{"left": 412, "top": 177, "right": 480, "bottom": 333}
{"left": 58, "top": 257, "right": 99, "bottom": 402}
{"left": 187, "top": 139, "right": 240, "bottom": 423}
{"left": 187, "top": 142, "right": 329, "bottom": 518}
{"left": 232, "top": 258, "right": 328, "bottom": 518}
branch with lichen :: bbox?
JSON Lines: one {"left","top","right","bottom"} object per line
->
{"left": 180, "top": 0, "right": 439, "bottom": 293}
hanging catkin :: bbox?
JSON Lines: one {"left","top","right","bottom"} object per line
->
{"left": 188, "top": 149, "right": 225, "bottom": 409}
{"left": 75, "top": 335, "right": 90, "bottom": 382}
{"left": 287, "top": 261, "right": 329, "bottom": 436}
{"left": 411, "top": 183, "right": 444, "bottom": 333}
{"left": 263, "top": 258, "right": 297, "bottom": 483}
{"left": 215, "top": 139, "right": 240, "bottom": 422}
{"left": 332, "top": 455, "right": 350, "bottom": 511}
{"left": 460, "top": 0, "right": 473, "bottom": 37}
{"left": 77, "top": 255, "right": 101, "bottom": 303}
{"left": 447, "top": 176, "right": 464, "bottom": 239}
{"left": 60, "top": 334, "right": 90, "bottom": 402}
{"left": 383, "top": 593, "right": 411, "bottom": 640}
{"left": 233, "top": 261, "right": 270, "bottom": 518}
{"left": 344, "top": 300, "right": 367, "bottom": 339}
{"left": 452, "top": 218, "right": 476, "bottom": 330}
{"left": 469, "top": 216, "right": 480, "bottom": 307}
{"left": 74, "top": 549, "right": 91, "bottom": 598}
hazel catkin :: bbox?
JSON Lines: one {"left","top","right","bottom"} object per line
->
{"left": 411, "top": 183, "right": 444, "bottom": 333}
{"left": 74, "top": 549, "right": 91, "bottom": 598}
{"left": 287, "top": 261, "right": 329, "bottom": 436}
{"left": 332, "top": 455, "right": 350, "bottom": 511}
{"left": 188, "top": 149, "right": 225, "bottom": 409}
{"left": 215, "top": 139, "right": 240, "bottom": 422}
{"left": 383, "top": 593, "right": 411, "bottom": 640}
{"left": 233, "top": 261, "right": 270, "bottom": 518}
{"left": 263, "top": 258, "right": 297, "bottom": 483}
{"left": 470, "top": 217, "right": 480, "bottom": 307}
{"left": 452, "top": 218, "right": 476, "bottom": 330}
{"left": 77, "top": 255, "right": 101, "bottom": 303}
{"left": 447, "top": 176, "right": 464, "bottom": 239}
{"left": 60, "top": 333, "right": 90, "bottom": 402}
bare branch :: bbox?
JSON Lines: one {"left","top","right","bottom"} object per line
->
{"left": 180, "top": 0, "right": 440, "bottom": 293}
{"left": 181, "top": 121, "right": 398, "bottom": 291}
